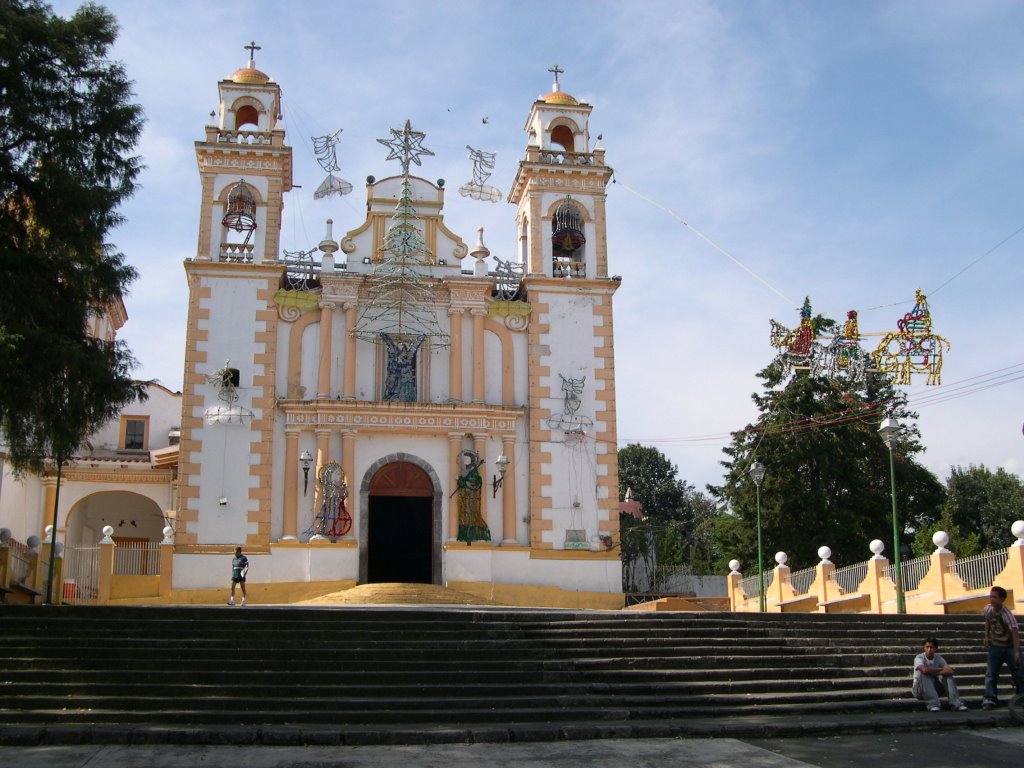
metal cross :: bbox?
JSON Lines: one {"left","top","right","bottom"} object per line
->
{"left": 377, "top": 119, "right": 434, "bottom": 176}
{"left": 548, "top": 64, "right": 564, "bottom": 86}
{"left": 244, "top": 41, "right": 261, "bottom": 62}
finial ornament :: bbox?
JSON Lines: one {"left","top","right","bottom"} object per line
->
{"left": 244, "top": 40, "right": 261, "bottom": 66}
{"left": 377, "top": 119, "right": 434, "bottom": 176}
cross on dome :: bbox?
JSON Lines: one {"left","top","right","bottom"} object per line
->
{"left": 244, "top": 40, "right": 261, "bottom": 68}
{"left": 548, "top": 64, "right": 564, "bottom": 91}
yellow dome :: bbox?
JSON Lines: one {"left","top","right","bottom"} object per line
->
{"left": 230, "top": 67, "right": 270, "bottom": 85}
{"left": 543, "top": 90, "right": 579, "bottom": 106}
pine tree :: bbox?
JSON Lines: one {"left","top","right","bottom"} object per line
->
{"left": 0, "top": 0, "right": 145, "bottom": 476}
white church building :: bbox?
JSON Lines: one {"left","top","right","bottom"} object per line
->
{"left": 0, "top": 52, "right": 624, "bottom": 609}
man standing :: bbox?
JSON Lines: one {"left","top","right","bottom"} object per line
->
{"left": 982, "top": 585, "right": 1024, "bottom": 710}
{"left": 912, "top": 637, "right": 968, "bottom": 711}
{"left": 228, "top": 546, "right": 248, "bottom": 606}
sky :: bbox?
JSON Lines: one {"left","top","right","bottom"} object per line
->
{"left": 47, "top": 0, "right": 1024, "bottom": 497}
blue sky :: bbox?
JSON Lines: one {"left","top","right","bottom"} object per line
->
{"left": 49, "top": 0, "right": 1024, "bottom": 502}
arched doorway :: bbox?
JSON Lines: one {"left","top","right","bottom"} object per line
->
{"left": 364, "top": 459, "right": 437, "bottom": 584}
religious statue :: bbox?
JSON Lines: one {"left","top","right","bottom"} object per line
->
{"left": 455, "top": 450, "right": 491, "bottom": 543}
{"left": 381, "top": 333, "right": 425, "bottom": 402}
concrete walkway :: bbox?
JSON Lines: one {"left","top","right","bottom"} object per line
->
{"left": 3, "top": 729, "right": 1024, "bottom": 768}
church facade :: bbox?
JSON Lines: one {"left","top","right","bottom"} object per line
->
{"left": 2, "top": 54, "right": 624, "bottom": 609}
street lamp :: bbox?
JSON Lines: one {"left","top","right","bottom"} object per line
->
{"left": 749, "top": 460, "right": 766, "bottom": 613}
{"left": 300, "top": 450, "right": 313, "bottom": 496}
{"left": 879, "top": 417, "right": 905, "bottom": 614}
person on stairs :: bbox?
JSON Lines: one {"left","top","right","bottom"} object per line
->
{"left": 912, "top": 636, "right": 968, "bottom": 711}
{"left": 982, "top": 585, "right": 1023, "bottom": 710}
{"left": 228, "top": 546, "right": 248, "bottom": 606}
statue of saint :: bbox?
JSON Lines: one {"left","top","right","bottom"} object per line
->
{"left": 456, "top": 450, "right": 491, "bottom": 543}
{"left": 381, "top": 333, "right": 425, "bottom": 402}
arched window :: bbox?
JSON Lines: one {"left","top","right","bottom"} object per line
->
{"left": 235, "top": 104, "right": 259, "bottom": 131}
{"left": 550, "top": 124, "right": 575, "bottom": 153}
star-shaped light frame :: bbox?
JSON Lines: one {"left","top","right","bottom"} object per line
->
{"left": 377, "top": 119, "right": 434, "bottom": 175}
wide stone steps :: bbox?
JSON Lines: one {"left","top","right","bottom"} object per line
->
{"left": 0, "top": 605, "right": 1001, "bottom": 745}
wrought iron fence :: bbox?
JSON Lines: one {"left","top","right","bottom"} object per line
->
{"left": 114, "top": 542, "right": 161, "bottom": 576}
{"left": 886, "top": 554, "right": 930, "bottom": 591}
{"left": 63, "top": 545, "right": 99, "bottom": 604}
{"left": 787, "top": 565, "right": 816, "bottom": 595}
{"left": 739, "top": 570, "right": 774, "bottom": 599}
{"left": 950, "top": 549, "right": 1009, "bottom": 590}
{"left": 831, "top": 561, "right": 868, "bottom": 594}
{"left": 9, "top": 539, "right": 31, "bottom": 584}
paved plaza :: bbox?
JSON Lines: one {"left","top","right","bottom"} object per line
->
{"left": 3, "top": 729, "right": 1024, "bottom": 768}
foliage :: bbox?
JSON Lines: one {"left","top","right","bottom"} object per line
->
{"left": 708, "top": 312, "right": 944, "bottom": 573}
{"left": 0, "top": 1, "right": 146, "bottom": 472}
{"left": 911, "top": 464, "right": 1024, "bottom": 557}
{"left": 618, "top": 444, "right": 721, "bottom": 590}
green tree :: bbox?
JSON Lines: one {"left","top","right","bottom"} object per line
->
{"left": 911, "top": 465, "right": 1024, "bottom": 557}
{"left": 0, "top": 1, "right": 146, "bottom": 600}
{"left": 1, "top": 0, "right": 145, "bottom": 473}
{"left": 709, "top": 312, "right": 944, "bottom": 574}
{"left": 618, "top": 444, "right": 719, "bottom": 590}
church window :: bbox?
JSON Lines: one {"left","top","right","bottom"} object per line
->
{"left": 120, "top": 416, "right": 149, "bottom": 451}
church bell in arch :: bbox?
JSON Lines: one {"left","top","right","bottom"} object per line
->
{"left": 551, "top": 197, "right": 585, "bottom": 255}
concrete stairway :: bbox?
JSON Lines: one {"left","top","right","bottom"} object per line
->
{"left": 0, "top": 604, "right": 1005, "bottom": 745}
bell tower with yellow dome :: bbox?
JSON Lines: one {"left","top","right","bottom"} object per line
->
{"left": 507, "top": 67, "right": 620, "bottom": 569}
{"left": 177, "top": 42, "right": 293, "bottom": 554}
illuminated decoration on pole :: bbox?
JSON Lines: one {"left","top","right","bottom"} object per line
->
{"left": 281, "top": 247, "right": 319, "bottom": 290}
{"left": 307, "top": 462, "right": 352, "bottom": 539}
{"left": 352, "top": 120, "right": 449, "bottom": 349}
{"left": 311, "top": 128, "right": 353, "bottom": 199}
{"left": 873, "top": 289, "right": 951, "bottom": 386}
{"left": 458, "top": 146, "right": 502, "bottom": 202}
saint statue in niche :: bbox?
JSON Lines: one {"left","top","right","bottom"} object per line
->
{"left": 455, "top": 450, "right": 491, "bottom": 543}
{"left": 381, "top": 333, "right": 425, "bottom": 402}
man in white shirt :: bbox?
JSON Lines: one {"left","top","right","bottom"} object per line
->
{"left": 913, "top": 637, "right": 968, "bottom": 712}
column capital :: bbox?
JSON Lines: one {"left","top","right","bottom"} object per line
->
{"left": 285, "top": 426, "right": 302, "bottom": 436}
{"left": 469, "top": 308, "right": 488, "bottom": 317}
{"left": 448, "top": 307, "right": 467, "bottom": 316}
{"left": 315, "top": 426, "right": 331, "bottom": 437}
{"left": 343, "top": 301, "right": 359, "bottom": 312}
{"left": 318, "top": 300, "right": 337, "bottom": 310}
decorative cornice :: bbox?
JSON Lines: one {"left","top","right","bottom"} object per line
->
{"left": 281, "top": 400, "right": 525, "bottom": 434}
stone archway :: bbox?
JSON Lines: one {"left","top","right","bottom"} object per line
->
{"left": 358, "top": 453, "right": 443, "bottom": 585}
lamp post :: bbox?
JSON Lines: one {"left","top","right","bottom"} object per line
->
{"left": 749, "top": 460, "right": 766, "bottom": 613}
{"left": 879, "top": 417, "right": 905, "bottom": 614}
{"left": 300, "top": 450, "right": 313, "bottom": 496}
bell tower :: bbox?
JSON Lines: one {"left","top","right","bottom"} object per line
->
{"left": 194, "top": 41, "right": 292, "bottom": 265}
{"left": 507, "top": 69, "right": 621, "bottom": 565}
{"left": 177, "top": 44, "right": 292, "bottom": 550}
{"left": 508, "top": 65, "right": 612, "bottom": 281}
